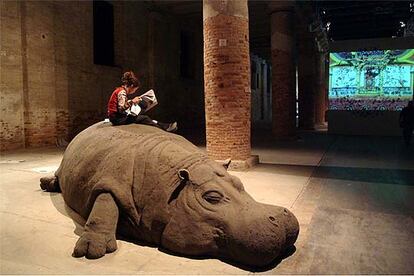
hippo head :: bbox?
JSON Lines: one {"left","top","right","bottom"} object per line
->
{"left": 160, "top": 161, "right": 299, "bottom": 268}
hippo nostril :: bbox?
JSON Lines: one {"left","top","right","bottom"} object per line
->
{"left": 268, "top": 216, "right": 279, "bottom": 226}
{"left": 283, "top": 208, "right": 289, "bottom": 215}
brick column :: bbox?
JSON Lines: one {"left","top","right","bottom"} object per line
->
{"left": 297, "top": 5, "right": 316, "bottom": 130}
{"left": 315, "top": 52, "right": 328, "bottom": 125}
{"left": 269, "top": 1, "right": 296, "bottom": 138}
{"left": 203, "top": 0, "right": 257, "bottom": 169}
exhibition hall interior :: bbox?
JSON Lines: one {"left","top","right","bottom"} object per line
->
{"left": 1, "top": 0, "right": 413, "bottom": 274}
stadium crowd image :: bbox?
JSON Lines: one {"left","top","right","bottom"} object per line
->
{"left": 1, "top": 0, "right": 413, "bottom": 274}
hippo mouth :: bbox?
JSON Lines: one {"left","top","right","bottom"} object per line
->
{"left": 212, "top": 208, "right": 299, "bottom": 268}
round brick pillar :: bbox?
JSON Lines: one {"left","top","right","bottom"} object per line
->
{"left": 297, "top": 5, "right": 316, "bottom": 130}
{"left": 269, "top": 1, "right": 296, "bottom": 138}
{"left": 203, "top": 0, "right": 251, "bottom": 161}
{"left": 315, "top": 52, "right": 328, "bottom": 125}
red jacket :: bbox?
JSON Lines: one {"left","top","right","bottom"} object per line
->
{"left": 107, "top": 87, "right": 125, "bottom": 117}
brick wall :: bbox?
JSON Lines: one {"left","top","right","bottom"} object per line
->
{"left": 0, "top": 1, "right": 25, "bottom": 151}
{"left": 204, "top": 14, "right": 251, "bottom": 160}
{"left": 23, "top": 1, "right": 58, "bottom": 147}
{"left": 0, "top": 1, "right": 119, "bottom": 151}
{"left": 1, "top": 1, "right": 205, "bottom": 152}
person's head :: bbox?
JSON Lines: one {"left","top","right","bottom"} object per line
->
{"left": 121, "top": 71, "right": 140, "bottom": 94}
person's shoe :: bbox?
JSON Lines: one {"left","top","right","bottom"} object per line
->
{"left": 166, "top": 122, "right": 178, "bottom": 132}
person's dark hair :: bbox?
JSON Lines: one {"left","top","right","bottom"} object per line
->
{"left": 121, "top": 71, "right": 140, "bottom": 87}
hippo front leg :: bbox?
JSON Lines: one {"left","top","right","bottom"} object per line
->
{"left": 73, "top": 193, "right": 119, "bottom": 259}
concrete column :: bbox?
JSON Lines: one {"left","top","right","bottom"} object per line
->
{"left": 269, "top": 0, "right": 296, "bottom": 138}
{"left": 315, "top": 52, "right": 328, "bottom": 125}
{"left": 296, "top": 5, "right": 316, "bottom": 130}
{"left": 203, "top": 0, "right": 257, "bottom": 169}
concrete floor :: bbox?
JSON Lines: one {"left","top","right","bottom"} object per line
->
{"left": 1, "top": 131, "right": 413, "bottom": 274}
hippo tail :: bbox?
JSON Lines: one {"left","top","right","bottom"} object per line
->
{"left": 40, "top": 175, "right": 61, "bottom": 193}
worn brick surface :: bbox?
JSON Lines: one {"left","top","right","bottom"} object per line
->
{"left": 271, "top": 49, "right": 296, "bottom": 137}
{"left": 1, "top": 1, "right": 205, "bottom": 151}
{"left": 203, "top": 14, "right": 251, "bottom": 160}
{"left": 270, "top": 8, "right": 296, "bottom": 138}
{"left": 0, "top": 1, "right": 113, "bottom": 151}
{"left": 315, "top": 52, "right": 328, "bottom": 124}
{"left": 0, "top": 1, "right": 25, "bottom": 151}
{"left": 296, "top": 10, "right": 317, "bottom": 130}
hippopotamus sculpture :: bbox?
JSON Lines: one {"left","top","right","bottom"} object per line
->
{"left": 40, "top": 122, "right": 299, "bottom": 268}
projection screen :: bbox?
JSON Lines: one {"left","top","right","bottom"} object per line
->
{"left": 329, "top": 49, "right": 414, "bottom": 111}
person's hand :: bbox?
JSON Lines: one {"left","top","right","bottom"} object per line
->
{"left": 131, "top": 97, "right": 141, "bottom": 104}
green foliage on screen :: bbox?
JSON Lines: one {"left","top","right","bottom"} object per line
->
{"left": 328, "top": 49, "right": 414, "bottom": 111}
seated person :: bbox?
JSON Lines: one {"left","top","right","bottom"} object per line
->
{"left": 107, "top": 71, "right": 177, "bottom": 132}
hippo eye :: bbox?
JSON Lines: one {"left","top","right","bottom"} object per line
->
{"left": 202, "top": 191, "right": 223, "bottom": 204}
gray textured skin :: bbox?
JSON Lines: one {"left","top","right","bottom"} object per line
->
{"left": 40, "top": 122, "right": 299, "bottom": 267}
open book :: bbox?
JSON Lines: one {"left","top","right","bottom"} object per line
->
{"left": 128, "top": 89, "right": 158, "bottom": 116}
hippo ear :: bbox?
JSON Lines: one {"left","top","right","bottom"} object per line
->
{"left": 222, "top": 158, "right": 232, "bottom": 170}
{"left": 169, "top": 170, "right": 190, "bottom": 204}
{"left": 230, "top": 175, "right": 245, "bottom": 191}
{"left": 178, "top": 169, "right": 190, "bottom": 181}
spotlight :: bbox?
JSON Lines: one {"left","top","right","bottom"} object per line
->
{"left": 400, "top": 21, "right": 406, "bottom": 27}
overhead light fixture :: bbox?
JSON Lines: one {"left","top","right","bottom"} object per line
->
{"left": 326, "top": 22, "right": 331, "bottom": 32}
{"left": 400, "top": 21, "right": 406, "bottom": 27}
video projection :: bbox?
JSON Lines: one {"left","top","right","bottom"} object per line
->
{"left": 329, "top": 49, "right": 414, "bottom": 111}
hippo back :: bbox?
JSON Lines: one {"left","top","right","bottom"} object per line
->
{"left": 56, "top": 122, "right": 206, "bottom": 225}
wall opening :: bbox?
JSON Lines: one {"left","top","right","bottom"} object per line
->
{"left": 180, "top": 31, "right": 195, "bottom": 79}
{"left": 93, "top": 0, "right": 114, "bottom": 66}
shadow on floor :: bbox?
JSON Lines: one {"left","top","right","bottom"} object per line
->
{"left": 157, "top": 244, "right": 297, "bottom": 272}
{"left": 313, "top": 165, "right": 414, "bottom": 186}
{"left": 255, "top": 163, "right": 414, "bottom": 186}
{"left": 252, "top": 163, "right": 317, "bottom": 177}
{"left": 45, "top": 187, "right": 298, "bottom": 272}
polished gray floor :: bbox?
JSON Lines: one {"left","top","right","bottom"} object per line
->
{"left": 264, "top": 134, "right": 414, "bottom": 274}
{"left": 1, "top": 130, "right": 413, "bottom": 274}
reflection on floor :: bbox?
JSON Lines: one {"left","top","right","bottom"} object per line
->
{"left": 1, "top": 131, "right": 413, "bottom": 274}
